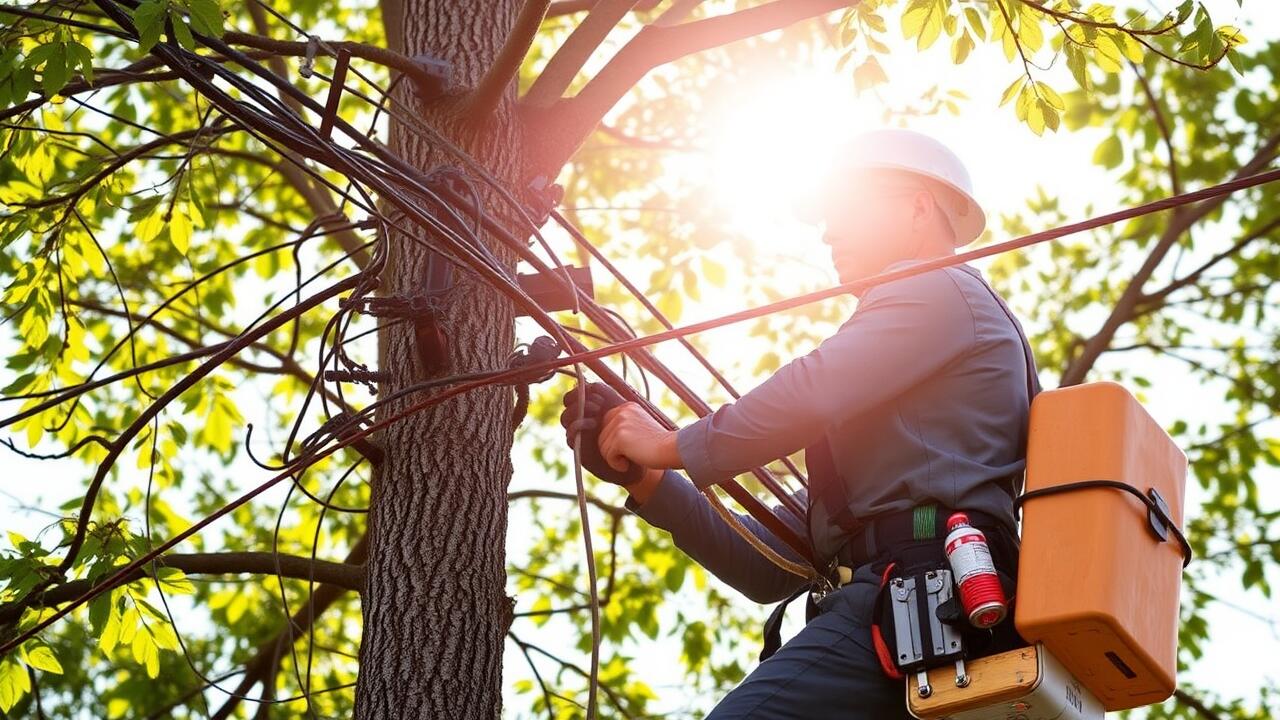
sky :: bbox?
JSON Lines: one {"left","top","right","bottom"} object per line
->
{"left": 3, "top": 0, "right": 1280, "bottom": 717}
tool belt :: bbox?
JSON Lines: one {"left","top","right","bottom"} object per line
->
{"left": 759, "top": 504, "right": 1023, "bottom": 670}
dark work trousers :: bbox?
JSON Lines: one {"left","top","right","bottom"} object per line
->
{"left": 704, "top": 563, "right": 911, "bottom": 720}
{"left": 705, "top": 526, "right": 1021, "bottom": 719}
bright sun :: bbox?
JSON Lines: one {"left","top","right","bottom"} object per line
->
{"left": 703, "top": 70, "right": 874, "bottom": 234}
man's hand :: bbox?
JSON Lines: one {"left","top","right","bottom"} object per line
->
{"left": 598, "top": 402, "right": 680, "bottom": 472}
{"left": 560, "top": 382, "right": 646, "bottom": 486}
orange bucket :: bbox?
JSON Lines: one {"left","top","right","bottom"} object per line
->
{"left": 1014, "top": 382, "right": 1188, "bottom": 711}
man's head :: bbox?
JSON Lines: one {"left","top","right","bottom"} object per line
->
{"left": 801, "top": 129, "right": 985, "bottom": 285}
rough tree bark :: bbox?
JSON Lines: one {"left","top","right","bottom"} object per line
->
{"left": 355, "top": 1, "right": 527, "bottom": 717}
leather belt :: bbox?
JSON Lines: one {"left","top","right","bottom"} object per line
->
{"left": 833, "top": 505, "right": 1010, "bottom": 571}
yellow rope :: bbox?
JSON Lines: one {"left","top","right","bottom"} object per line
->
{"left": 700, "top": 487, "right": 819, "bottom": 581}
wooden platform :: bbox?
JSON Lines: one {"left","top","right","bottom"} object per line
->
{"left": 908, "top": 645, "right": 1041, "bottom": 718}
{"left": 907, "top": 643, "right": 1105, "bottom": 720}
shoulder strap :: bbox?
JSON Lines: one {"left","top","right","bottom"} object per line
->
{"left": 969, "top": 275, "right": 1040, "bottom": 499}
{"left": 966, "top": 271, "right": 1040, "bottom": 400}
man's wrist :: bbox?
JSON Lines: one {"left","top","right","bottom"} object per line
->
{"left": 625, "top": 467, "right": 665, "bottom": 506}
{"left": 658, "top": 430, "right": 681, "bottom": 469}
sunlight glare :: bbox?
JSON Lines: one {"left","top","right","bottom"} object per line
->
{"left": 704, "top": 70, "right": 876, "bottom": 235}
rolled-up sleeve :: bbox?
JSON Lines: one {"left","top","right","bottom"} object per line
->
{"left": 676, "top": 269, "right": 977, "bottom": 490}
{"left": 626, "top": 469, "right": 810, "bottom": 603}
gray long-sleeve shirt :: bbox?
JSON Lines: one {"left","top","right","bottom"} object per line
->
{"left": 627, "top": 258, "right": 1040, "bottom": 602}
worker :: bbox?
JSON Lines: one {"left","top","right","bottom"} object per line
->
{"left": 560, "top": 128, "right": 1041, "bottom": 718}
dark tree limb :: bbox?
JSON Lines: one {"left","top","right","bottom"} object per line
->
{"left": 464, "top": 0, "right": 554, "bottom": 122}
{"left": 1173, "top": 688, "right": 1227, "bottom": 720}
{"left": 221, "top": 31, "right": 429, "bottom": 82}
{"left": 1059, "top": 131, "right": 1280, "bottom": 386}
{"left": 521, "top": 0, "right": 850, "bottom": 175}
{"left": 209, "top": 535, "right": 368, "bottom": 720}
{"left": 0, "top": 552, "right": 365, "bottom": 625}
{"left": 242, "top": 2, "right": 371, "bottom": 269}
{"left": 523, "top": 0, "right": 642, "bottom": 107}
{"left": 1136, "top": 215, "right": 1280, "bottom": 311}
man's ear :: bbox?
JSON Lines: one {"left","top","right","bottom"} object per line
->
{"left": 910, "top": 189, "right": 935, "bottom": 230}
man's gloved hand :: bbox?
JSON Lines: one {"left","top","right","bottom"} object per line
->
{"left": 560, "top": 382, "right": 645, "bottom": 486}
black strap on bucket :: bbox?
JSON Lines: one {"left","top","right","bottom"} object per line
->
{"left": 1013, "top": 480, "right": 1192, "bottom": 567}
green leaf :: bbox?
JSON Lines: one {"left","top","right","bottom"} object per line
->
{"left": 89, "top": 593, "right": 111, "bottom": 634}
{"left": 1016, "top": 3, "right": 1043, "bottom": 53}
{"left": 99, "top": 602, "right": 122, "bottom": 652}
{"left": 853, "top": 56, "right": 888, "bottom": 92}
{"left": 963, "top": 7, "right": 985, "bottom": 40}
{"left": 39, "top": 43, "right": 68, "bottom": 97}
{"left": 1065, "top": 44, "right": 1090, "bottom": 91}
{"left": 186, "top": 0, "right": 225, "bottom": 35}
{"left": 21, "top": 644, "right": 63, "bottom": 674}
{"left": 702, "top": 257, "right": 726, "bottom": 287}
{"left": 133, "top": 1, "right": 168, "bottom": 52}
{"left": 1093, "top": 135, "right": 1123, "bottom": 169}
{"left": 951, "top": 32, "right": 973, "bottom": 64}
{"left": 902, "top": 0, "right": 946, "bottom": 51}
{"left": 1093, "top": 33, "right": 1123, "bottom": 72}
{"left": 999, "top": 76, "right": 1025, "bottom": 107}
{"left": 664, "top": 565, "right": 685, "bottom": 592}
{"left": 65, "top": 42, "right": 94, "bottom": 85}
{"left": 0, "top": 658, "right": 31, "bottom": 713}
{"left": 169, "top": 208, "right": 192, "bottom": 254}
{"left": 169, "top": 9, "right": 196, "bottom": 51}
{"left": 136, "top": 207, "right": 167, "bottom": 243}
{"left": 1036, "top": 82, "right": 1064, "bottom": 111}
{"left": 155, "top": 566, "right": 195, "bottom": 594}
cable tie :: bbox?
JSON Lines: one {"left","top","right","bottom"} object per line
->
{"left": 300, "top": 36, "right": 319, "bottom": 79}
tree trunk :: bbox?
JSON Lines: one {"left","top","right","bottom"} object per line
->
{"left": 355, "top": 1, "right": 525, "bottom": 717}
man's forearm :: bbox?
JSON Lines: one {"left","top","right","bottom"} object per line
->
{"left": 627, "top": 470, "right": 809, "bottom": 604}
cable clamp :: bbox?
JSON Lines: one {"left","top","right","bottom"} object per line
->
{"left": 507, "top": 336, "right": 561, "bottom": 384}
{"left": 300, "top": 36, "right": 319, "bottom": 79}
{"left": 524, "top": 175, "right": 565, "bottom": 229}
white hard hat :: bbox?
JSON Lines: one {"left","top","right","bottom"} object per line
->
{"left": 800, "top": 128, "right": 986, "bottom": 246}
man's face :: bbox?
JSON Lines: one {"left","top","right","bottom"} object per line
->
{"left": 819, "top": 170, "right": 936, "bottom": 284}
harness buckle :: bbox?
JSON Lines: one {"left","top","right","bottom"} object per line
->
{"left": 808, "top": 562, "right": 853, "bottom": 604}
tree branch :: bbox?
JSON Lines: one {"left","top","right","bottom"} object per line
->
{"left": 546, "top": 0, "right": 596, "bottom": 17}
{"left": 522, "top": 0, "right": 850, "bottom": 175}
{"left": 0, "top": 552, "right": 364, "bottom": 625}
{"left": 524, "top": 0, "right": 641, "bottom": 108}
{"left": 221, "top": 31, "right": 430, "bottom": 82}
{"left": 508, "top": 488, "right": 627, "bottom": 516}
{"left": 1058, "top": 131, "right": 1280, "bottom": 386}
{"left": 1130, "top": 59, "right": 1180, "bottom": 196}
{"left": 209, "top": 535, "right": 368, "bottom": 720}
{"left": 1136, "top": 215, "right": 1280, "bottom": 310}
{"left": 464, "top": 0, "right": 554, "bottom": 122}
{"left": 242, "top": 3, "right": 371, "bottom": 269}
{"left": 1173, "top": 688, "right": 1227, "bottom": 720}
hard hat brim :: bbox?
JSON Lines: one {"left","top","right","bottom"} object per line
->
{"left": 794, "top": 162, "right": 987, "bottom": 247}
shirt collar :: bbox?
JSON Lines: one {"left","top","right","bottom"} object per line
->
{"left": 882, "top": 256, "right": 980, "bottom": 280}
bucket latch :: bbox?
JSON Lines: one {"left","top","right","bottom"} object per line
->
{"left": 1146, "top": 488, "right": 1171, "bottom": 543}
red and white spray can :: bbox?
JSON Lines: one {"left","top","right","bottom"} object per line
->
{"left": 944, "top": 512, "right": 1008, "bottom": 629}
